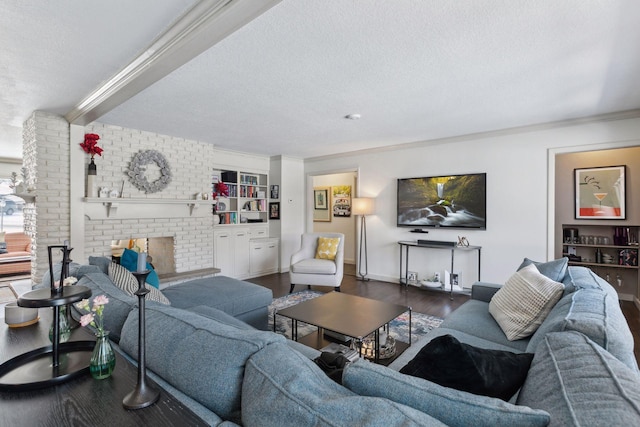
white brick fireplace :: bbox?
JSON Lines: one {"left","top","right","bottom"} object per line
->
{"left": 25, "top": 113, "right": 225, "bottom": 282}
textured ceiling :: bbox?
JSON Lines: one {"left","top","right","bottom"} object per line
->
{"left": 2, "top": 0, "right": 640, "bottom": 160}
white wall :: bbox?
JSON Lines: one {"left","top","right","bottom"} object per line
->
{"left": 304, "top": 116, "right": 640, "bottom": 286}
{"left": 312, "top": 172, "right": 357, "bottom": 264}
{"left": 270, "top": 156, "right": 305, "bottom": 272}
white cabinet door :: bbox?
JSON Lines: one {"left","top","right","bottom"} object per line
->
{"left": 250, "top": 238, "right": 279, "bottom": 275}
{"left": 214, "top": 231, "right": 233, "bottom": 276}
{"left": 234, "top": 228, "right": 251, "bottom": 278}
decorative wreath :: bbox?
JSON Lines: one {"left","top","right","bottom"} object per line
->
{"left": 127, "top": 150, "right": 172, "bottom": 194}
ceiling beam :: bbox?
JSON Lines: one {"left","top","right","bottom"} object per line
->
{"left": 65, "top": 0, "right": 281, "bottom": 126}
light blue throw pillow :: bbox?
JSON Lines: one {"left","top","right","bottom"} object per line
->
{"left": 517, "top": 257, "right": 568, "bottom": 283}
{"left": 343, "top": 359, "right": 550, "bottom": 427}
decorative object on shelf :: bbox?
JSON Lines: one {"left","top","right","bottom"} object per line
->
{"left": 457, "top": 236, "right": 470, "bottom": 247}
{"left": 353, "top": 197, "right": 375, "bottom": 281}
{"left": 80, "top": 133, "right": 103, "bottom": 198}
{"left": 575, "top": 165, "right": 626, "bottom": 219}
{"left": 127, "top": 150, "right": 172, "bottom": 194}
{"left": 360, "top": 330, "right": 396, "bottom": 360}
{"left": 269, "top": 202, "right": 280, "bottom": 220}
{"left": 313, "top": 187, "right": 331, "bottom": 222}
{"left": 122, "top": 269, "right": 160, "bottom": 409}
{"left": 77, "top": 295, "right": 115, "bottom": 380}
{"left": 332, "top": 185, "right": 352, "bottom": 217}
{"left": 213, "top": 182, "right": 229, "bottom": 199}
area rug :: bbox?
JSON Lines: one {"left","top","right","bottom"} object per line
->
{"left": 268, "top": 290, "right": 443, "bottom": 343}
{"left": 0, "top": 283, "right": 17, "bottom": 304}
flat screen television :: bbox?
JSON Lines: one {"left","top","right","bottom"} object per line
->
{"left": 397, "top": 173, "right": 486, "bottom": 231}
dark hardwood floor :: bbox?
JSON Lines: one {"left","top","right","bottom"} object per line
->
{"left": 248, "top": 265, "right": 640, "bottom": 366}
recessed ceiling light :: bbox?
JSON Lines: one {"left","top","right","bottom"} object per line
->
{"left": 344, "top": 114, "right": 361, "bottom": 120}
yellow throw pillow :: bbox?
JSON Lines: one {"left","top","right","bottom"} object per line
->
{"left": 315, "top": 237, "right": 340, "bottom": 260}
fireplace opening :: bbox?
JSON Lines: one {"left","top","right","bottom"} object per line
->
{"left": 110, "top": 237, "right": 175, "bottom": 275}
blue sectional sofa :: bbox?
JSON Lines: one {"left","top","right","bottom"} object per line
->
{"left": 55, "top": 258, "right": 640, "bottom": 426}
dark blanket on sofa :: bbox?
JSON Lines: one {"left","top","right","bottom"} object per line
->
{"left": 400, "top": 334, "right": 534, "bottom": 401}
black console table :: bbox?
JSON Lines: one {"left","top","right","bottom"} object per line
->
{"left": 398, "top": 241, "right": 482, "bottom": 299}
{"left": 0, "top": 309, "right": 207, "bottom": 426}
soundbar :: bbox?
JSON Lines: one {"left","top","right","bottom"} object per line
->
{"left": 417, "top": 240, "right": 457, "bottom": 247}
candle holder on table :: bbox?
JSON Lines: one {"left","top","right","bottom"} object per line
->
{"left": 0, "top": 245, "right": 93, "bottom": 391}
{"left": 123, "top": 270, "right": 160, "bottom": 409}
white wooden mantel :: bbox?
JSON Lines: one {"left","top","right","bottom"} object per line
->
{"left": 83, "top": 198, "right": 216, "bottom": 220}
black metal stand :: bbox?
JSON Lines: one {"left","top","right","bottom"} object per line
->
{"left": 357, "top": 215, "right": 370, "bottom": 281}
{"left": 123, "top": 270, "right": 159, "bottom": 410}
{"left": 0, "top": 245, "right": 93, "bottom": 391}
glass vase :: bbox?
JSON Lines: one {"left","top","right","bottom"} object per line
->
{"left": 90, "top": 331, "right": 116, "bottom": 380}
{"left": 48, "top": 306, "right": 71, "bottom": 343}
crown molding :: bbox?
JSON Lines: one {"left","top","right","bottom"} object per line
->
{"left": 305, "top": 109, "right": 640, "bottom": 163}
{"left": 65, "top": 0, "right": 281, "bottom": 126}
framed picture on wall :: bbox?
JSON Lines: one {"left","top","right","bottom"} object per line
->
{"left": 269, "top": 202, "right": 280, "bottom": 220}
{"left": 332, "top": 185, "right": 352, "bottom": 217}
{"left": 575, "top": 165, "right": 626, "bottom": 219}
{"left": 270, "top": 184, "right": 279, "bottom": 200}
{"left": 313, "top": 187, "right": 331, "bottom": 222}
{"left": 314, "top": 188, "right": 329, "bottom": 210}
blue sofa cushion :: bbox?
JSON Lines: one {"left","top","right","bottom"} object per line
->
{"left": 517, "top": 257, "right": 568, "bottom": 283}
{"left": 186, "top": 305, "right": 254, "bottom": 330}
{"left": 120, "top": 248, "right": 160, "bottom": 288}
{"left": 399, "top": 334, "right": 534, "bottom": 401}
{"left": 525, "top": 288, "right": 638, "bottom": 371}
{"left": 438, "top": 300, "right": 529, "bottom": 352}
{"left": 242, "top": 341, "right": 448, "bottom": 427}
{"left": 162, "top": 276, "right": 272, "bottom": 317}
{"left": 73, "top": 272, "right": 136, "bottom": 343}
{"left": 119, "top": 304, "right": 285, "bottom": 423}
{"left": 517, "top": 331, "right": 640, "bottom": 426}
{"left": 89, "top": 256, "right": 111, "bottom": 274}
{"left": 344, "top": 359, "right": 550, "bottom": 427}
{"left": 38, "top": 262, "right": 103, "bottom": 289}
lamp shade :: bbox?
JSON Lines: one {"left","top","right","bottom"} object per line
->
{"left": 352, "top": 197, "right": 375, "bottom": 216}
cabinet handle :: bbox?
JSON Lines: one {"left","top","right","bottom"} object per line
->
{"left": 268, "top": 245, "right": 276, "bottom": 249}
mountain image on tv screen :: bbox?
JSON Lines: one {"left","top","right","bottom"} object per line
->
{"left": 397, "top": 173, "right": 486, "bottom": 229}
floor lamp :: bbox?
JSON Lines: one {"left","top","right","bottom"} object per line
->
{"left": 352, "top": 197, "right": 375, "bottom": 281}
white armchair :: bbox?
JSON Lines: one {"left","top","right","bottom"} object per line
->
{"left": 289, "top": 232, "right": 344, "bottom": 293}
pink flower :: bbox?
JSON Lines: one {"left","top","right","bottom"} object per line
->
{"left": 93, "top": 295, "right": 109, "bottom": 307}
{"left": 76, "top": 299, "right": 90, "bottom": 311}
{"left": 80, "top": 313, "right": 95, "bottom": 327}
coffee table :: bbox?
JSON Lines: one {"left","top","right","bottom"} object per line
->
{"left": 275, "top": 292, "right": 411, "bottom": 364}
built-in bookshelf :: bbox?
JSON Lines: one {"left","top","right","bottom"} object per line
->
{"left": 561, "top": 224, "right": 639, "bottom": 302}
{"left": 212, "top": 168, "right": 268, "bottom": 226}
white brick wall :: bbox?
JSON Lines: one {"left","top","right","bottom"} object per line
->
{"left": 23, "top": 114, "right": 258, "bottom": 283}
{"left": 23, "top": 112, "right": 71, "bottom": 282}
{"left": 81, "top": 123, "right": 216, "bottom": 273}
